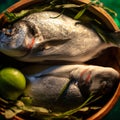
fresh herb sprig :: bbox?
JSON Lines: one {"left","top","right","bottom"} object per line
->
{"left": 2, "top": 0, "right": 117, "bottom": 24}
{"left": 3, "top": 2, "right": 86, "bottom": 23}
{"left": 0, "top": 94, "right": 102, "bottom": 120}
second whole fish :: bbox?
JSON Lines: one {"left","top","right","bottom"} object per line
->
{"left": 0, "top": 11, "right": 119, "bottom": 62}
{"left": 25, "top": 64, "right": 120, "bottom": 112}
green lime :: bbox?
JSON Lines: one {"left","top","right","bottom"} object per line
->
{"left": 0, "top": 67, "right": 26, "bottom": 100}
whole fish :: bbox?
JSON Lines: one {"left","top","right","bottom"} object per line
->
{"left": 25, "top": 64, "right": 119, "bottom": 112}
{"left": 0, "top": 11, "right": 119, "bottom": 63}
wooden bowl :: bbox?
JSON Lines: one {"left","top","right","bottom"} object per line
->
{"left": 0, "top": 0, "right": 120, "bottom": 120}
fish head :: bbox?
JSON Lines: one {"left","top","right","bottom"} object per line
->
{"left": 78, "top": 66, "right": 120, "bottom": 97}
{"left": 89, "top": 67, "right": 119, "bottom": 95}
{"left": 0, "top": 20, "right": 36, "bottom": 57}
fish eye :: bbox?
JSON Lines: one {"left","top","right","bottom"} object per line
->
{"left": 28, "top": 26, "right": 36, "bottom": 36}
{"left": 20, "top": 20, "right": 38, "bottom": 36}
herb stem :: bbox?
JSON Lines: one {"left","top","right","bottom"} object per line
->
{"left": 52, "top": 94, "right": 95, "bottom": 119}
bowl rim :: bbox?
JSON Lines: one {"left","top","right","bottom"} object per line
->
{"left": 0, "top": 0, "right": 120, "bottom": 120}
{"left": 72, "top": 0, "right": 119, "bottom": 31}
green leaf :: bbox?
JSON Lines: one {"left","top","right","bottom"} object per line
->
{"left": 90, "top": 0, "right": 117, "bottom": 17}
{"left": 74, "top": 7, "right": 87, "bottom": 20}
{"left": 22, "top": 106, "right": 49, "bottom": 114}
{"left": 4, "top": 107, "right": 22, "bottom": 119}
{"left": 3, "top": 2, "right": 87, "bottom": 24}
{"left": 58, "top": 94, "right": 95, "bottom": 118}
{"left": 20, "top": 96, "right": 32, "bottom": 106}
{"left": 5, "top": 109, "right": 16, "bottom": 119}
{"left": 3, "top": 11, "right": 17, "bottom": 22}
{"left": 104, "top": 6, "right": 117, "bottom": 17}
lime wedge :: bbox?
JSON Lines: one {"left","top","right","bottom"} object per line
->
{"left": 0, "top": 67, "right": 26, "bottom": 100}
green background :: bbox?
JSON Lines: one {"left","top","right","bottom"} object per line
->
{"left": 0, "top": 0, "right": 18, "bottom": 13}
{"left": 0, "top": 0, "right": 120, "bottom": 120}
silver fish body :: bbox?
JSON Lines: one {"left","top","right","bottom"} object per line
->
{"left": 26, "top": 64, "right": 119, "bottom": 112}
{"left": 0, "top": 11, "right": 116, "bottom": 62}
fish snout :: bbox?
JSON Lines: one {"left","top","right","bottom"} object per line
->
{"left": 0, "top": 25, "right": 29, "bottom": 57}
{"left": 89, "top": 68, "right": 120, "bottom": 95}
{"left": 0, "top": 30, "right": 10, "bottom": 48}
{"left": 89, "top": 79, "right": 107, "bottom": 94}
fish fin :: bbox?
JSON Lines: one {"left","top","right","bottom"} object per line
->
{"left": 37, "top": 38, "right": 71, "bottom": 51}
{"left": 43, "top": 38, "right": 71, "bottom": 45}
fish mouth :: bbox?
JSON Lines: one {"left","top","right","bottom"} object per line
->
{"left": 0, "top": 30, "right": 10, "bottom": 48}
